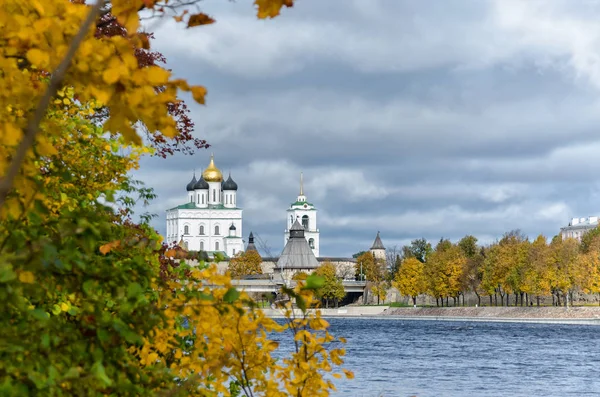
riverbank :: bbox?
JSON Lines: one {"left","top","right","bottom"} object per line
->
{"left": 262, "top": 305, "right": 600, "bottom": 325}
{"left": 384, "top": 306, "right": 600, "bottom": 325}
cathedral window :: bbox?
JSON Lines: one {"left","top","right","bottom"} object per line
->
{"left": 302, "top": 215, "right": 309, "bottom": 230}
{"left": 200, "top": 241, "right": 204, "bottom": 250}
{"left": 215, "top": 225, "right": 220, "bottom": 235}
{"left": 309, "top": 238, "right": 315, "bottom": 249}
{"left": 200, "top": 225, "right": 205, "bottom": 235}
{"left": 215, "top": 241, "right": 219, "bottom": 251}
{"left": 202, "top": 194, "right": 205, "bottom": 204}
{"left": 184, "top": 225, "right": 189, "bottom": 235}
{"left": 213, "top": 189, "right": 216, "bottom": 202}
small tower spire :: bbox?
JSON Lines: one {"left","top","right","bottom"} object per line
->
{"left": 300, "top": 172, "right": 304, "bottom": 196}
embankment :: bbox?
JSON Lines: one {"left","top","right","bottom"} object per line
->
{"left": 262, "top": 306, "right": 600, "bottom": 325}
{"left": 383, "top": 306, "right": 600, "bottom": 325}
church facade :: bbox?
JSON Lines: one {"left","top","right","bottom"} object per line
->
{"left": 165, "top": 154, "right": 244, "bottom": 257}
{"left": 284, "top": 173, "right": 320, "bottom": 257}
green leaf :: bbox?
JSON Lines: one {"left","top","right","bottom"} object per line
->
{"left": 30, "top": 308, "right": 50, "bottom": 321}
{"left": 91, "top": 361, "right": 112, "bottom": 387}
{"left": 41, "top": 333, "right": 50, "bottom": 349}
{"left": 127, "top": 282, "right": 143, "bottom": 298}
{"left": 0, "top": 264, "right": 16, "bottom": 283}
{"left": 305, "top": 274, "right": 325, "bottom": 290}
{"left": 63, "top": 367, "right": 80, "bottom": 379}
{"left": 223, "top": 287, "right": 240, "bottom": 303}
{"left": 296, "top": 295, "right": 307, "bottom": 312}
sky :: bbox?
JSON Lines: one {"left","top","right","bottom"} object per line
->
{"left": 134, "top": 0, "right": 600, "bottom": 257}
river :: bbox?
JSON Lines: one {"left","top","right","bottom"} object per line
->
{"left": 273, "top": 318, "right": 600, "bottom": 396}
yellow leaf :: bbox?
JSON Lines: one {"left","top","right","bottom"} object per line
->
{"left": 2, "top": 122, "right": 22, "bottom": 146}
{"left": 102, "top": 68, "right": 120, "bottom": 84}
{"left": 60, "top": 302, "right": 69, "bottom": 312}
{"left": 99, "top": 240, "right": 120, "bottom": 255}
{"left": 343, "top": 369, "right": 354, "bottom": 379}
{"left": 146, "top": 67, "right": 170, "bottom": 85}
{"left": 19, "top": 271, "right": 35, "bottom": 284}
{"left": 187, "top": 13, "right": 216, "bottom": 28}
{"left": 254, "top": 0, "right": 294, "bottom": 19}
{"left": 332, "top": 373, "right": 342, "bottom": 379}
{"left": 191, "top": 86, "right": 207, "bottom": 105}
{"left": 26, "top": 48, "right": 49, "bottom": 68}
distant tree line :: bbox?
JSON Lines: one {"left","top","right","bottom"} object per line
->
{"left": 354, "top": 227, "right": 600, "bottom": 307}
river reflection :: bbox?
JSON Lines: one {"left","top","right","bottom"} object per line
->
{"left": 270, "top": 318, "right": 600, "bottom": 396}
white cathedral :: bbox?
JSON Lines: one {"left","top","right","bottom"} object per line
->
{"left": 166, "top": 156, "right": 321, "bottom": 258}
{"left": 165, "top": 154, "right": 244, "bottom": 257}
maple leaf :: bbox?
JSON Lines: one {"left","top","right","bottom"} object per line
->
{"left": 187, "top": 13, "right": 215, "bottom": 28}
{"left": 254, "top": 0, "right": 294, "bottom": 19}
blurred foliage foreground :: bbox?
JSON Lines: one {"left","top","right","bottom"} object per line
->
{"left": 0, "top": 0, "right": 351, "bottom": 395}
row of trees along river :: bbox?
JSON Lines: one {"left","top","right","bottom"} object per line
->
{"left": 354, "top": 227, "right": 600, "bottom": 307}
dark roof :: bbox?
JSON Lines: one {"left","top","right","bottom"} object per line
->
{"left": 222, "top": 173, "right": 238, "bottom": 191}
{"left": 246, "top": 231, "right": 258, "bottom": 252}
{"left": 276, "top": 221, "right": 319, "bottom": 269}
{"left": 289, "top": 219, "right": 305, "bottom": 239}
{"left": 168, "top": 203, "right": 240, "bottom": 211}
{"left": 229, "top": 223, "right": 236, "bottom": 230}
{"left": 186, "top": 175, "right": 197, "bottom": 191}
{"left": 193, "top": 176, "right": 209, "bottom": 190}
{"left": 370, "top": 231, "right": 385, "bottom": 250}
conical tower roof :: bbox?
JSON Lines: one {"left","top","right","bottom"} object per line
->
{"left": 371, "top": 231, "right": 385, "bottom": 250}
{"left": 246, "top": 231, "right": 258, "bottom": 252}
{"left": 277, "top": 221, "right": 318, "bottom": 270}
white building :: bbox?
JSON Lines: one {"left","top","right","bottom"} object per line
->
{"left": 560, "top": 216, "right": 599, "bottom": 242}
{"left": 284, "top": 173, "right": 320, "bottom": 257}
{"left": 165, "top": 154, "right": 244, "bottom": 257}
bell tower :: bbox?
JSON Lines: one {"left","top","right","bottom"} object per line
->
{"left": 284, "top": 172, "right": 320, "bottom": 257}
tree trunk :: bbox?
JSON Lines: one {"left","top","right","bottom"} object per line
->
{"left": 436, "top": 297, "right": 439, "bottom": 307}
{"left": 489, "top": 295, "right": 492, "bottom": 306}
{"left": 556, "top": 293, "right": 561, "bottom": 306}
{"left": 520, "top": 292, "right": 524, "bottom": 306}
{"left": 494, "top": 293, "right": 497, "bottom": 306}
{"left": 446, "top": 296, "right": 449, "bottom": 307}
{"left": 525, "top": 293, "right": 528, "bottom": 307}
{"left": 412, "top": 296, "right": 417, "bottom": 306}
{"left": 325, "top": 298, "right": 329, "bottom": 308}
{"left": 537, "top": 296, "right": 540, "bottom": 307}
{"left": 514, "top": 293, "right": 518, "bottom": 306}
{"left": 452, "top": 296, "right": 456, "bottom": 306}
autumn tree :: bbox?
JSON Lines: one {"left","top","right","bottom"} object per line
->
{"left": 458, "top": 235, "right": 485, "bottom": 306}
{"left": 393, "top": 257, "right": 426, "bottom": 305}
{"left": 314, "top": 261, "right": 345, "bottom": 308}
{"left": 0, "top": 0, "right": 354, "bottom": 395}
{"left": 425, "top": 239, "right": 465, "bottom": 307}
{"left": 548, "top": 236, "right": 580, "bottom": 307}
{"left": 355, "top": 252, "right": 388, "bottom": 304}
{"left": 497, "top": 231, "right": 530, "bottom": 306}
{"left": 227, "top": 249, "right": 263, "bottom": 278}
{"left": 523, "top": 235, "right": 552, "bottom": 306}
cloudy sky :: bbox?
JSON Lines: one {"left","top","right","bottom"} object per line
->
{"left": 135, "top": 0, "right": 600, "bottom": 257}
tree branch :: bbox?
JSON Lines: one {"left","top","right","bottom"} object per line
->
{"left": 0, "top": 0, "right": 105, "bottom": 209}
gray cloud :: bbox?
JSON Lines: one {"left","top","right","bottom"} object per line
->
{"left": 134, "top": 0, "right": 600, "bottom": 256}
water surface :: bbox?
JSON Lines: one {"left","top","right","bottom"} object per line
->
{"left": 273, "top": 318, "right": 600, "bottom": 396}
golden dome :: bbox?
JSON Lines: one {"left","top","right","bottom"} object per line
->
{"left": 202, "top": 154, "right": 223, "bottom": 182}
